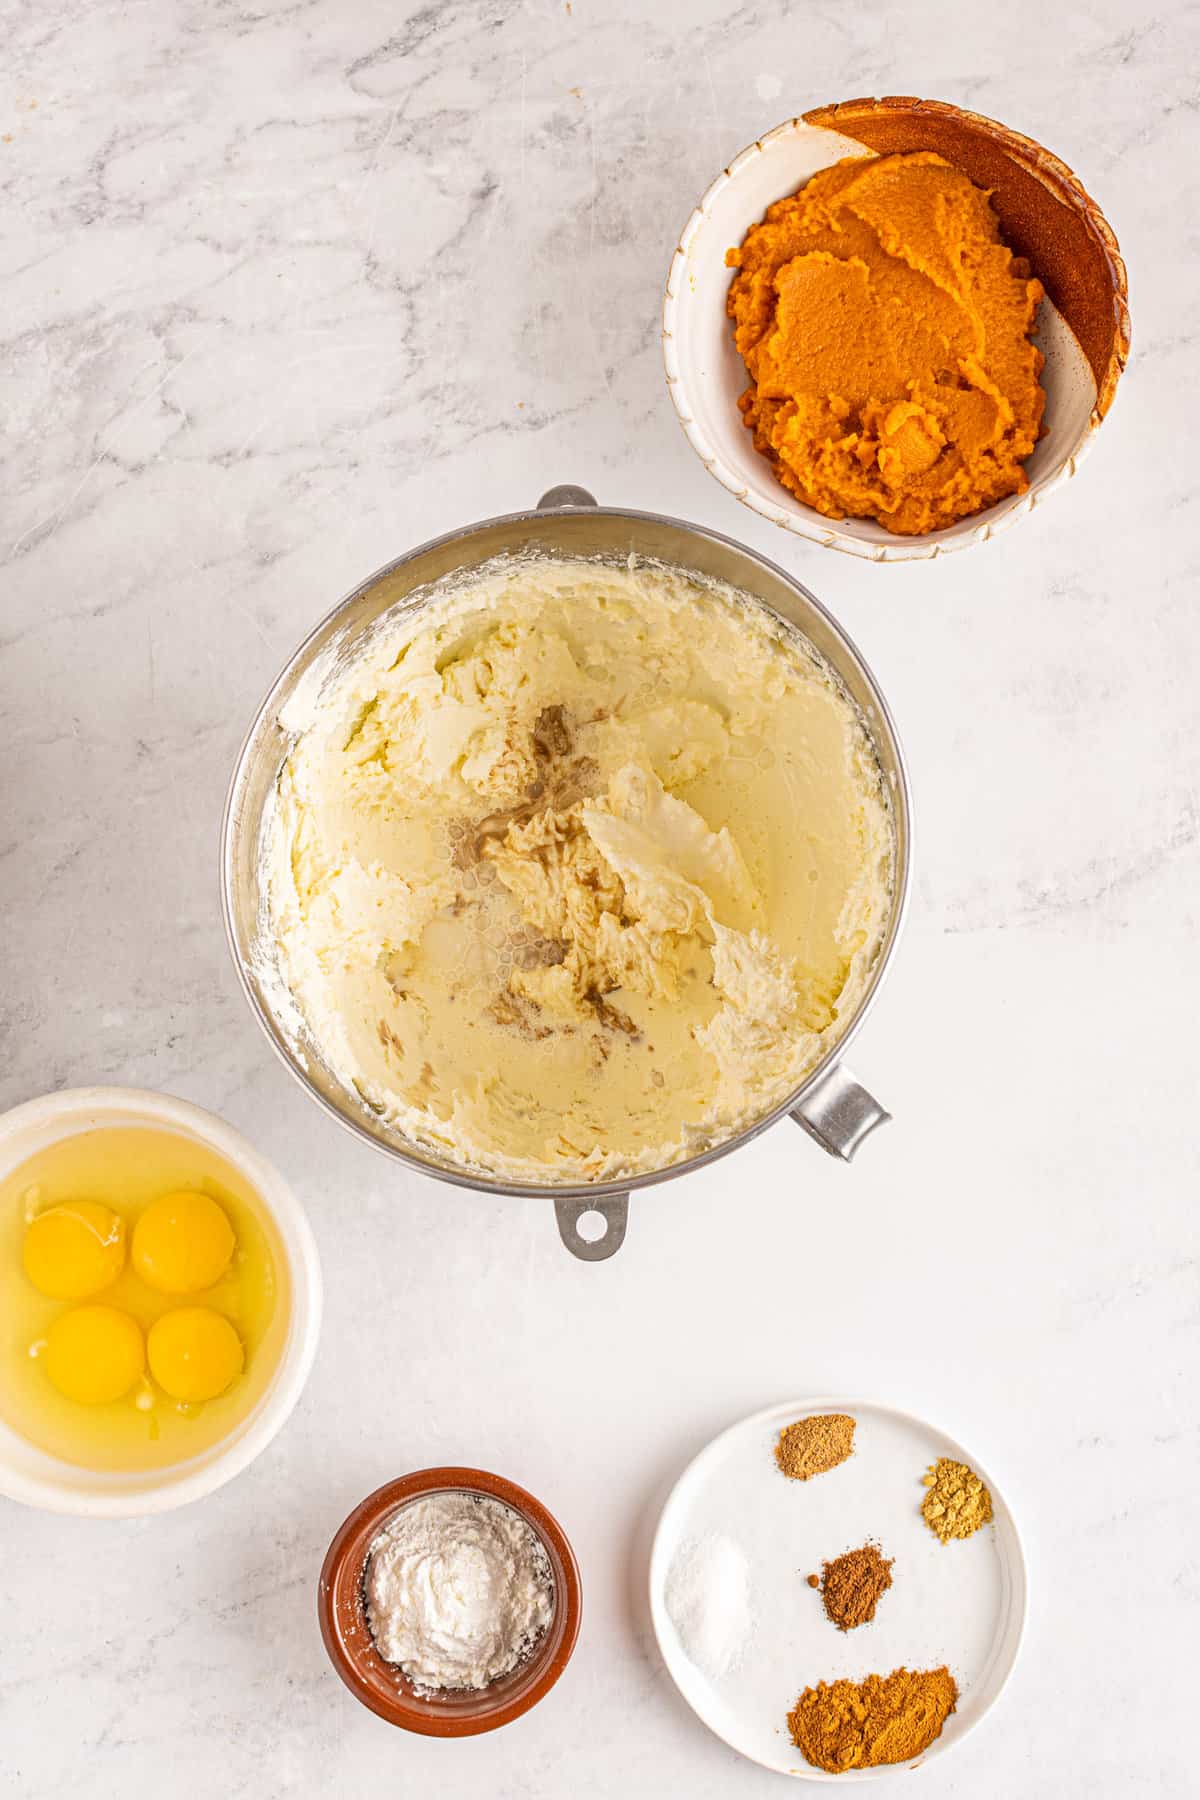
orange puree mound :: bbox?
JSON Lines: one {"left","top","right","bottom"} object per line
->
{"left": 726, "top": 153, "right": 1046, "bottom": 536}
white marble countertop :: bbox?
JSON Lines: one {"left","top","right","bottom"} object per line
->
{"left": 3, "top": 1, "right": 1197, "bottom": 1793}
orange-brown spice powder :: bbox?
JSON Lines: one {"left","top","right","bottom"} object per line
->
{"left": 788, "top": 1665, "right": 959, "bottom": 1772}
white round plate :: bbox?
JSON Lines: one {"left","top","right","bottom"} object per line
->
{"left": 648, "top": 1398, "right": 1027, "bottom": 1780}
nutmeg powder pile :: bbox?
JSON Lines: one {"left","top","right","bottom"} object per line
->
{"left": 775, "top": 1413, "right": 856, "bottom": 1481}
{"left": 815, "top": 1542, "right": 894, "bottom": 1631}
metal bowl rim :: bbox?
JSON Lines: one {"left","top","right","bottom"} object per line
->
{"left": 220, "top": 498, "right": 913, "bottom": 1200}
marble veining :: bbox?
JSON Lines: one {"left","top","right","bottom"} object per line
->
{"left": 2, "top": 0, "right": 1198, "bottom": 1794}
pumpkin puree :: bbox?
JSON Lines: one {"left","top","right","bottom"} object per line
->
{"left": 726, "top": 152, "right": 1046, "bottom": 535}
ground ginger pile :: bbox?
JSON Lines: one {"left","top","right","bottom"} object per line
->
{"left": 788, "top": 1666, "right": 959, "bottom": 1772}
{"left": 921, "top": 1457, "right": 993, "bottom": 1543}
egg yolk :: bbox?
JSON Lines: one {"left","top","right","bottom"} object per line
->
{"left": 44, "top": 1305, "right": 145, "bottom": 1404}
{"left": 147, "top": 1307, "right": 244, "bottom": 1403}
{"left": 132, "top": 1191, "right": 235, "bottom": 1294}
{"left": 23, "top": 1201, "right": 126, "bottom": 1300}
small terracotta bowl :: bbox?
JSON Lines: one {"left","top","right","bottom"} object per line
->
{"left": 664, "top": 95, "right": 1130, "bottom": 562}
{"left": 318, "top": 1467, "right": 582, "bottom": 1736}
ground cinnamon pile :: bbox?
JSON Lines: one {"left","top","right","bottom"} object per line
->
{"left": 816, "top": 1542, "right": 893, "bottom": 1630}
{"left": 788, "top": 1666, "right": 959, "bottom": 1772}
{"left": 775, "top": 1413, "right": 855, "bottom": 1481}
{"left": 921, "top": 1457, "right": 993, "bottom": 1544}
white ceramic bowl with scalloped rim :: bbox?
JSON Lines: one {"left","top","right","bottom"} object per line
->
{"left": 662, "top": 100, "right": 1129, "bottom": 563}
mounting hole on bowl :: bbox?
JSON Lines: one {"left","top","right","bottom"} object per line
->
{"left": 554, "top": 1195, "right": 629, "bottom": 1261}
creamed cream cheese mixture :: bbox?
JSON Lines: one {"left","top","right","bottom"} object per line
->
{"left": 266, "top": 557, "right": 893, "bottom": 1182}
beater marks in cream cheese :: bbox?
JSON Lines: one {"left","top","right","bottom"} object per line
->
{"left": 265, "top": 556, "right": 894, "bottom": 1181}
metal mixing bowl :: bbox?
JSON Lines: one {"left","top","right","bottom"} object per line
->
{"left": 221, "top": 487, "right": 912, "bottom": 1259}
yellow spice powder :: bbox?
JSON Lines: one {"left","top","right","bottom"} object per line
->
{"left": 920, "top": 1457, "right": 993, "bottom": 1543}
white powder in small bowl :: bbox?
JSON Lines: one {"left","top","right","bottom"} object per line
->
{"left": 664, "top": 1532, "right": 751, "bottom": 1680}
{"left": 363, "top": 1490, "right": 555, "bottom": 1694}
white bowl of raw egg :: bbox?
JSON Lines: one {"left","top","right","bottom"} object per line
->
{"left": 0, "top": 1088, "right": 321, "bottom": 1516}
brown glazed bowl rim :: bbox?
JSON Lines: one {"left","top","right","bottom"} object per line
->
{"left": 317, "top": 1467, "right": 582, "bottom": 1737}
{"left": 664, "top": 91, "right": 1130, "bottom": 563}
{"left": 801, "top": 94, "right": 1130, "bottom": 422}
